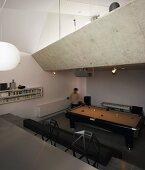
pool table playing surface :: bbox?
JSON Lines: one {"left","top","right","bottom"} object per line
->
{"left": 71, "top": 106, "right": 141, "bottom": 128}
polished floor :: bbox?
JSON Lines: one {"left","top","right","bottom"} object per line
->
{"left": 1, "top": 113, "right": 144, "bottom": 170}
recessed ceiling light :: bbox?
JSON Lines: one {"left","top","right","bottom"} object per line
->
{"left": 53, "top": 72, "right": 56, "bottom": 75}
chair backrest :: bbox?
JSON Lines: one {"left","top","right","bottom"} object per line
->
{"left": 49, "top": 119, "right": 59, "bottom": 128}
{"left": 131, "top": 106, "right": 143, "bottom": 116}
{"left": 43, "top": 119, "right": 59, "bottom": 128}
{"left": 84, "top": 96, "right": 91, "bottom": 106}
{"left": 23, "top": 119, "right": 43, "bottom": 134}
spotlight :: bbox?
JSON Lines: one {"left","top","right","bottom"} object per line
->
{"left": 53, "top": 72, "right": 56, "bottom": 75}
{"left": 112, "top": 68, "right": 117, "bottom": 74}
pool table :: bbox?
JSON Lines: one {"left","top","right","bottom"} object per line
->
{"left": 66, "top": 105, "right": 144, "bottom": 149}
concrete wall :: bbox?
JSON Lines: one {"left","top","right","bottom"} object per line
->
{"left": 86, "top": 69, "right": 145, "bottom": 113}
{"left": 0, "top": 52, "right": 80, "bottom": 119}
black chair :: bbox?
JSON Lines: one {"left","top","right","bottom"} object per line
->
{"left": 51, "top": 127, "right": 74, "bottom": 149}
{"left": 42, "top": 119, "right": 59, "bottom": 144}
{"left": 84, "top": 96, "right": 91, "bottom": 106}
{"left": 131, "top": 106, "right": 143, "bottom": 116}
{"left": 23, "top": 119, "right": 46, "bottom": 140}
{"left": 43, "top": 119, "right": 59, "bottom": 128}
{"left": 23, "top": 119, "right": 58, "bottom": 143}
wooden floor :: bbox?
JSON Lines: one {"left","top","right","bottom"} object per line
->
{"left": 1, "top": 113, "right": 144, "bottom": 170}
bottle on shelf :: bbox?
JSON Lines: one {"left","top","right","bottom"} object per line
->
{"left": 10, "top": 79, "right": 16, "bottom": 89}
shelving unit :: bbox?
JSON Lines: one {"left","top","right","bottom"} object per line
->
{"left": 101, "top": 102, "right": 130, "bottom": 112}
{"left": 0, "top": 87, "right": 43, "bottom": 105}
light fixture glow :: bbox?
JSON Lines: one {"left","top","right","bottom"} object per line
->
{"left": 53, "top": 72, "right": 56, "bottom": 75}
{"left": 112, "top": 68, "right": 117, "bottom": 74}
{"left": 0, "top": 42, "right": 20, "bottom": 71}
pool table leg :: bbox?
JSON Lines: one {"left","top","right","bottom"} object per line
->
{"left": 70, "top": 119, "right": 75, "bottom": 128}
{"left": 125, "top": 132, "right": 134, "bottom": 150}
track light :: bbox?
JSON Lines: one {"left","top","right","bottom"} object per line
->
{"left": 112, "top": 68, "right": 117, "bottom": 74}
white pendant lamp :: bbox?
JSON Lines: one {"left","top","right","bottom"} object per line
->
{"left": 0, "top": 0, "right": 20, "bottom": 71}
{"left": 0, "top": 42, "right": 20, "bottom": 71}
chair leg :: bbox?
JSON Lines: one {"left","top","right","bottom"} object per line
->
{"left": 53, "top": 142, "right": 56, "bottom": 147}
{"left": 79, "top": 155, "right": 85, "bottom": 159}
{"left": 45, "top": 138, "right": 50, "bottom": 142}
{"left": 73, "top": 151, "right": 76, "bottom": 157}
{"left": 86, "top": 157, "right": 90, "bottom": 164}
{"left": 65, "top": 148, "right": 69, "bottom": 152}
{"left": 79, "top": 155, "right": 90, "bottom": 164}
{"left": 93, "top": 161, "right": 99, "bottom": 168}
{"left": 42, "top": 136, "right": 49, "bottom": 141}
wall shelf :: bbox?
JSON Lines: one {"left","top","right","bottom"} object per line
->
{"left": 101, "top": 102, "right": 130, "bottom": 112}
{"left": 0, "top": 87, "right": 43, "bottom": 105}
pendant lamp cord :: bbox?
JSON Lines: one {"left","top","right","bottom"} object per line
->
{"left": 1, "top": 0, "right": 7, "bottom": 41}
{"left": 58, "top": 0, "right": 61, "bottom": 39}
{"left": 1, "top": 0, "right": 6, "bottom": 8}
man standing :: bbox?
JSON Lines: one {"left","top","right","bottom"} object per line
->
{"left": 70, "top": 88, "right": 81, "bottom": 108}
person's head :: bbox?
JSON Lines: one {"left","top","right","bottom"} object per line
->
{"left": 73, "top": 88, "right": 78, "bottom": 93}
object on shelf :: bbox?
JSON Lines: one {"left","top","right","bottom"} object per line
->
{"left": 0, "top": 83, "right": 8, "bottom": 91}
{"left": 18, "top": 85, "right": 25, "bottom": 89}
{"left": 10, "top": 79, "right": 16, "bottom": 89}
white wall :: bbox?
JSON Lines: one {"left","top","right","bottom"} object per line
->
{"left": 0, "top": 52, "right": 79, "bottom": 119}
{"left": 86, "top": 70, "right": 145, "bottom": 112}
{"left": 0, "top": 9, "right": 90, "bottom": 53}
{"left": 1, "top": 9, "right": 48, "bottom": 53}
{"left": 75, "top": 77, "right": 87, "bottom": 100}
{"left": 37, "top": 12, "right": 90, "bottom": 51}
